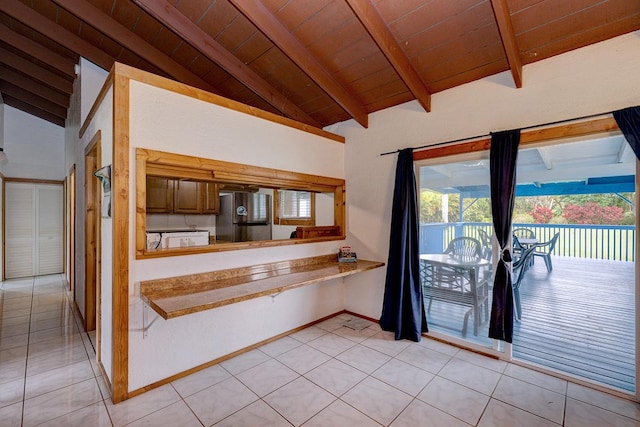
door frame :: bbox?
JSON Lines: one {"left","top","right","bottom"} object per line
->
{"left": 68, "top": 165, "right": 76, "bottom": 293}
{"left": 84, "top": 135, "right": 101, "bottom": 333}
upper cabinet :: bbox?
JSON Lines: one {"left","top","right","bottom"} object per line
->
{"left": 146, "top": 177, "right": 173, "bottom": 213}
{"left": 203, "top": 183, "right": 220, "bottom": 214}
{"left": 173, "top": 180, "right": 202, "bottom": 214}
{"left": 146, "top": 178, "right": 219, "bottom": 215}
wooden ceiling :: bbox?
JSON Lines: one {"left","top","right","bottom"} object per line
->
{"left": 1, "top": 0, "right": 639, "bottom": 129}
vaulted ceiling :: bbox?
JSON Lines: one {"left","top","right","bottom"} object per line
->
{"left": 1, "top": 0, "right": 639, "bottom": 129}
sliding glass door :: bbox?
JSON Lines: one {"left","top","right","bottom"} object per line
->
{"left": 415, "top": 128, "right": 636, "bottom": 394}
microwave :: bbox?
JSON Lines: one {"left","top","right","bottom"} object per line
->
{"left": 146, "top": 230, "right": 210, "bottom": 250}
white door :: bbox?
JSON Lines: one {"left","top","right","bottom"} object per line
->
{"left": 5, "top": 182, "right": 63, "bottom": 278}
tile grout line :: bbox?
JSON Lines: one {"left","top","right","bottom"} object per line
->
{"left": 20, "top": 277, "right": 35, "bottom": 427}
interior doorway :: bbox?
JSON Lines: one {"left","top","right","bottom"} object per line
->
{"left": 84, "top": 139, "right": 101, "bottom": 333}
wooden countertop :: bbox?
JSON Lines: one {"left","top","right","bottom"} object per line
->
{"left": 140, "top": 254, "right": 385, "bottom": 319}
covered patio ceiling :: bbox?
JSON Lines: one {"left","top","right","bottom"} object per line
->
{"left": 419, "top": 132, "right": 636, "bottom": 198}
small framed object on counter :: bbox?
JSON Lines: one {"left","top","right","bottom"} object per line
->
{"left": 338, "top": 246, "right": 357, "bottom": 263}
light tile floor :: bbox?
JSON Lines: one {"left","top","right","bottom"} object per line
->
{"left": 2, "top": 274, "right": 640, "bottom": 426}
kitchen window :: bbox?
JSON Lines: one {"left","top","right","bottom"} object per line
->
{"left": 275, "top": 190, "right": 315, "bottom": 225}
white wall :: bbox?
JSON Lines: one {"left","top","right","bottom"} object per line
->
{"left": 127, "top": 80, "right": 347, "bottom": 390}
{"left": 3, "top": 106, "right": 65, "bottom": 180}
{"left": 65, "top": 58, "right": 108, "bottom": 324}
{"left": 80, "top": 58, "right": 109, "bottom": 126}
{"left": 327, "top": 30, "right": 640, "bottom": 319}
{"left": 78, "top": 85, "right": 114, "bottom": 383}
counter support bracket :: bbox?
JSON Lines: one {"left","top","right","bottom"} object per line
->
{"left": 143, "top": 302, "right": 159, "bottom": 338}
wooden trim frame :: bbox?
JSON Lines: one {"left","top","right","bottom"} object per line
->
{"left": 136, "top": 148, "right": 346, "bottom": 259}
{"left": 273, "top": 190, "right": 316, "bottom": 226}
{"left": 413, "top": 116, "right": 620, "bottom": 161}
{"left": 84, "top": 132, "right": 101, "bottom": 333}
{"left": 111, "top": 65, "right": 130, "bottom": 404}
{"left": 113, "top": 63, "right": 344, "bottom": 144}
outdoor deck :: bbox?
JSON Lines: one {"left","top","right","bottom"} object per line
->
{"left": 424, "top": 256, "right": 636, "bottom": 392}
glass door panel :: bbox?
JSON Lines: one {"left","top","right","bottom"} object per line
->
{"left": 417, "top": 155, "right": 501, "bottom": 352}
{"left": 511, "top": 135, "right": 636, "bottom": 393}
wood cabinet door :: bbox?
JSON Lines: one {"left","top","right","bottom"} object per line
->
{"left": 203, "top": 183, "right": 220, "bottom": 214}
{"left": 174, "top": 180, "right": 203, "bottom": 214}
{"left": 146, "top": 177, "right": 173, "bottom": 213}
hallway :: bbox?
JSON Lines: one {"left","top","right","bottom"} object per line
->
{"left": 2, "top": 275, "right": 640, "bottom": 426}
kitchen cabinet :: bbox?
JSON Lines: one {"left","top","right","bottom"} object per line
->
{"left": 173, "top": 180, "right": 202, "bottom": 214}
{"left": 203, "top": 183, "right": 220, "bottom": 214}
{"left": 146, "top": 177, "right": 174, "bottom": 213}
{"left": 146, "top": 177, "right": 219, "bottom": 215}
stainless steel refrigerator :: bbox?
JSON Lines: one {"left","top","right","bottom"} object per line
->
{"left": 217, "top": 193, "right": 272, "bottom": 242}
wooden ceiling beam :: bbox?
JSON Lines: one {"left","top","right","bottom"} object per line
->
{"left": 0, "top": 0, "right": 113, "bottom": 70}
{"left": 0, "top": 46, "right": 73, "bottom": 94}
{"left": 49, "top": 0, "right": 220, "bottom": 95}
{"left": 345, "top": 0, "right": 431, "bottom": 112}
{"left": 0, "top": 66, "right": 69, "bottom": 108}
{"left": 132, "top": 0, "right": 320, "bottom": 128}
{"left": 228, "top": 0, "right": 369, "bottom": 128}
{"left": 0, "top": 81, "right": 67, "bottom": 118}
{"left": 0, "top": 23, "right": 76, "bottom": 78}
{"left": 490, "top": 0, "right": 523, "bottom": 88}
{"left": 2, "top": 95, "right": 65, "bottom": 127}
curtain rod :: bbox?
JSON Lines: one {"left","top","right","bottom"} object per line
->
{"left": 379, "top": 110, "right": 614, "bottom": 156}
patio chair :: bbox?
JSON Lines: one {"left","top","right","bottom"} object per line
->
{"left": 445, "top": 236, "right": 484, "bottom": 259}
{"left": 533, "top": 232, "right": 560, "bottom": 272}
{"left": 513, "top": 228, "right": 536, "bottom": 239}
{"left": 512, "top": 245, "right": 536, "bottom": 320}
{"left": 477, "top": 229, "right": 492, "bottom": 260}
{"left": 512, "top": 234, "right": 524, "bottom": 257}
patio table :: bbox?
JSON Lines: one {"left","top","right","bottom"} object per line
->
{"left": 420, "top": 254, "right": 490, "bottom": 336}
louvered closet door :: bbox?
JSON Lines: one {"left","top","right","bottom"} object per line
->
{"left": 37, "top": 184, "right": 64, "bottom": 275}
{"left": 5, "top": 182, "right": 63, "bottom": 278}
{"left": 5, "top": 183, "right": 35, "bottom": 278}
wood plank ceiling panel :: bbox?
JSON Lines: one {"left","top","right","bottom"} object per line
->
{"left": 512, "top": 0, "right": 640, "bottom": 64}
{"left": 222, "top": 0, "right": 353, "bottom": 126}
{"left": 195, "top": 0, "right": 295, "bottom": 109}
{"left": 271, "top": 0, "right": 394, "bottom": 118}
{"left": 402, "top": 1, "right": 507, "bottom": 92}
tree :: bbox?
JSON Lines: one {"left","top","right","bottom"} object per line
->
{"left": 532, "top": 206, "right": 553, "bottom": 223}
{"left": 563, "top": 202, "right": 625, "bottom": 224}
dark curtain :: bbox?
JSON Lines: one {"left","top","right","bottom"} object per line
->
{"left": 613, "top": 106, "right": 640, "bottom": 161}
{"left": 488, "top": 130, "right": 521, "bottom": 343}
{"left": 379, "top": 148, "right": 428, "bottom": 341}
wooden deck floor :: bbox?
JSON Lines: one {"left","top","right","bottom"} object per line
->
{"left": 424, "top": 256, "right": 636, "bottom": 392}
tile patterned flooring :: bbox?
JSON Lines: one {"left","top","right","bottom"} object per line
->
{"left": 1, "top": 275, "right": 640, "bottom": 426}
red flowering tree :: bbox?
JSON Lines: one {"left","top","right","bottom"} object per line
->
{"left": 531, "top": 206, "right": 553, "bottom": 223}
{"left": 562, "top": 202, "right": 624, "bottom": 224}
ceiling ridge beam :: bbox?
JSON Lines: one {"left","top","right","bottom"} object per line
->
{"left": 3, "top": 95, "right": 65, "bottom": 127}
{"left": 345, "top": 0, "right": 431, "bottom": 113}
{"left": 0, "top": 0, "right": 114, "bottom": 70}
{"left": 0, "top": 45, "right": 73, "bottom": 94}
{"left": 228, "top": 0, "right": 369, "bottom": 128}
{"left": 132, "top": 0, "right": 320, "bottom": 128}
{"left": 0, "top": 23, "right": 76, "bottom": 78}
{"left": 0, "top": 66, "right": 69, "bottom": 108}
{"left": 490, "top": 0, "right": 523, "bottom": 88}
{"left": 48, "top": 0, "right": 220, "bottom": 95}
